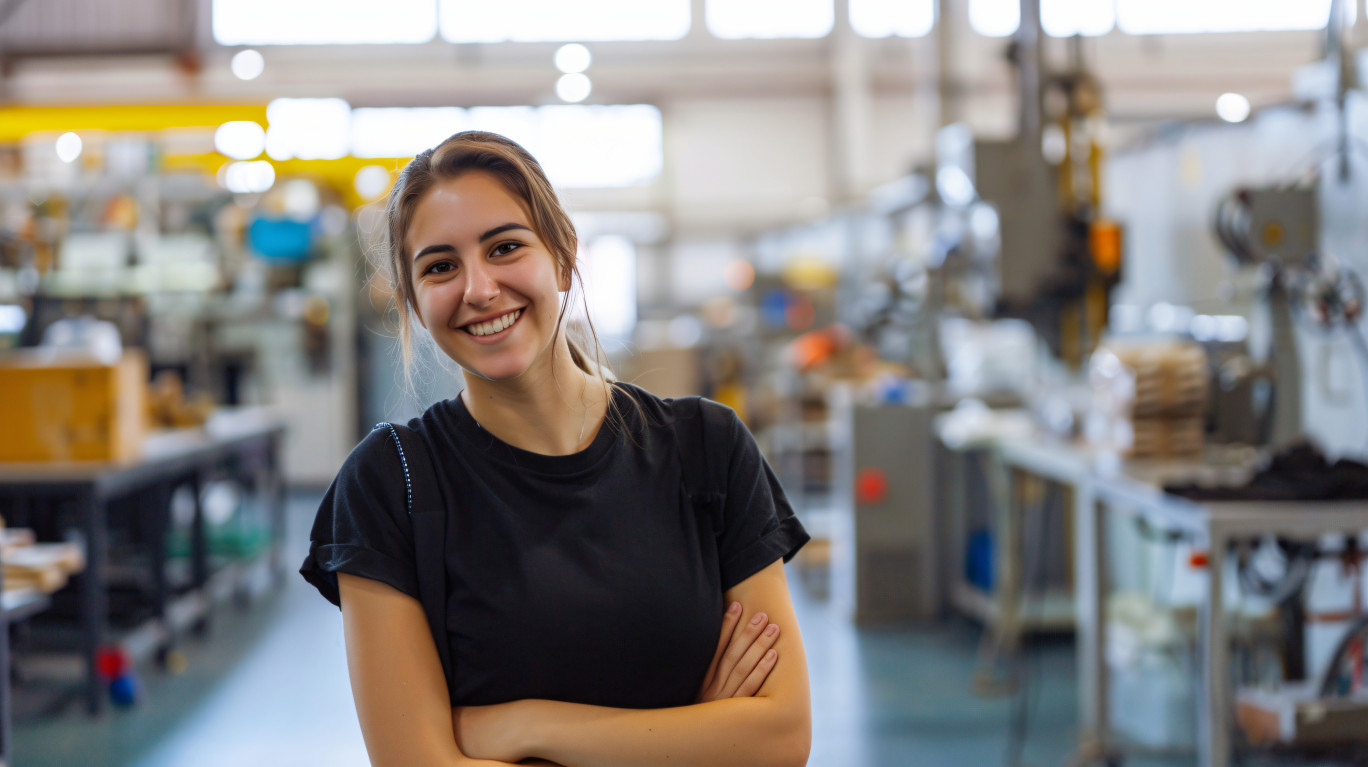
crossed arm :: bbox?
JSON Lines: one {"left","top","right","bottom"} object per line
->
{"left": 338, "top": 559, "right": 811, "bottom": 767}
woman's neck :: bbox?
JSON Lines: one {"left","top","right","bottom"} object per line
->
{"left": 460, "top": 349, "right": 610, "bottom": 456}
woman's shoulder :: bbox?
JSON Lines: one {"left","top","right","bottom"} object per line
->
{"left": 613, "top": 382, "right": 741, "bottom": 444}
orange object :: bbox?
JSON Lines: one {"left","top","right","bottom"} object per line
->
{"left": 1189, "top": 550, "right": 1209, "bottom": 568}
{"left": 1089, "top": 219, "right": 1123, "bottom": 276}
{"left": 855, "top": 467, "right": 889, "bottom": 505}
{"left": 0, "top": 350, "right": 147, "bottom": 462}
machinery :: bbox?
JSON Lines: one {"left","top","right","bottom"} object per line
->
{"left": 933, "top": 0, "right": 1123, "bottom": 370}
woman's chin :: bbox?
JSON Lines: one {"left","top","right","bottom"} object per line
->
{"left": 456, "top": 355, "right": 533, "bottom": 384}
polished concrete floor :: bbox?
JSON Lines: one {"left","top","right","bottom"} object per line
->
{"left": 8, "top": 491, "right": 1312, "bottom": 767}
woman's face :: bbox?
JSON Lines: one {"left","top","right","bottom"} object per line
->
{"left": 406, "top": 170, "right": 570, "bottom": 382}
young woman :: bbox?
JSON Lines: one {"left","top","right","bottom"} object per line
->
{"left": 301, "top": 131, "right": 811, "bottom": 767}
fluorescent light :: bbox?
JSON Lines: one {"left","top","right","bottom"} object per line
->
{"left": 222, "top": 161, "right": 276, "bottom": 194}
{"left": 213, "top": 0, "right": 437, "bottom": 45}
{"left": 266, "top": 98, "right": 351, "bottom": 161}
{"left": 214, "top": 121, "right": 266, "bottom": 160}
{"left": 55, "top": 132, "right": 83, "bottom": 163}
{"left": 707, "top": 0, "right": 834, "bottom": 39}
{"left": 440, "top": 0, "right": 689, "bottom": 42}
{"left": 230, "top": 49, "right": 265, "bottom": 80}
{"left": 1216, "top": 92, "right": 1251, "bottom": 123}
{"left": 556, "top": 73, "right": 592, "bottom": 103}
{"left": 850, "top": 0, "right": 935, "bottom": 38}
{"left": 555, "top": 43, "right": 592, "bottom": 74}
{"left": 350, "top": 107, "right": 467, "bottom": 158}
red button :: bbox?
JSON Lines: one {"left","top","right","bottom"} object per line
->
{"left": 856, "top": 467, "right": 889, "bottom": 504}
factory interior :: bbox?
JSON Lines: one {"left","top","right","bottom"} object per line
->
{"left": 3, "top": 1, "right": 1368, "bottom": 765}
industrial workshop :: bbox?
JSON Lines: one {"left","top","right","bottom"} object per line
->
{"left": 0, "top": 1, "right": 1366, "bottom": 766}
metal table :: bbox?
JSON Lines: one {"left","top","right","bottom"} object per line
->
{"left": 1075, "top": 461, "right": 1368, "bottom": 767}
{"left": 0, "top": 407, "right": 286, "bottom": 739}
{"left": 936, "top": 418, "right": 1092, "bottom": 692}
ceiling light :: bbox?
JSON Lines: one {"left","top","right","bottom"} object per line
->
{"left": 214, "top": 121, "right": 267, "bottom": 160}
{"left": 556, "top": 73, "right": 592, "bottom": 103}
{"left": 354, "top": 165, "right": 393, "bottom": 200}
{"left": 55, "top": 132, "right": 83, "bottom": 163}
{"left": 1216, "top": 93, "right": 1251, "bottom": 123}
{"left": 231, "top": 49, "right": 265, "bottom": 81}
{"left": 555, "top": 43, "right": 592, "bottom": 74}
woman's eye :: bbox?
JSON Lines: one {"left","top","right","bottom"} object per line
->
{"left": 425, "top": 261, "right": 454, "bottom": 275}
{"left": 492, "top": 242, "right": 521, "bottom": 257}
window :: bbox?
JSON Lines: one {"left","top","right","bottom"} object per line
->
{"left": 850, "top": 0, "right": 935, "bottom": 38}
{"left": 971, "top": 0, "right": 1116, "bottom": 37}
{"left": 968, "top": 0, "right": 1019, "bottom": 37}
{"left": 533, "top": 105, "right": 663, "bottom": 188}
{"left": 438, "top": 0, "right": 689, "bottom": 42}
{"left": 1118, "top": 0, "right": 1341, "bottom": 35}
{"left": 1043, "top": 0, "right": 1115, "bottom": 37}
{"left": 341, "top": 105, "right": 662, "bottom": 188}
{"left": 265, "top": 98, "right": 351, "bottom": 160}
{"left": 706, "top": 0, "right": 834, "bottom": 39}
{"left": 578, "top": 235, "right": 638, "bottom": 338}
{"left": 212, "top": 0, "right": 436, "bottom": 45}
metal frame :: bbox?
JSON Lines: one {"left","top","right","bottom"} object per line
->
{"left": 0, "top": 407, "right": 285, "bottom": 761}
{"left": 1077, "top": 470, "right": 1368, "bottom": 767}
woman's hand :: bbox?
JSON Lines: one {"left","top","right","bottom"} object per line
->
{"left": 695, "top": 601, "right": 781, "bottom": 703}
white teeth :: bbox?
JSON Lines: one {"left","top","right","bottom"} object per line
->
{"left": 466, "top": 310, "right": 520, "bottom": 337}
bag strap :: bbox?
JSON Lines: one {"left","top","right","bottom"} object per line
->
{"left": 671, "top": 397, "right": 727, "bottom": 508}
{"left": 373, "top": 421, "right": 457, "bottom": 699}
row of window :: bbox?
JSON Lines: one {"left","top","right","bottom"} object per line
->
{"left": 213, "top": 0, "right": 1346, "bottom": 46}
{"left": 237, "top": 101, "right": 663, "bottom": 189}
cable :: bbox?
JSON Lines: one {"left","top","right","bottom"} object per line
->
{"left": 1237, "top": 537, "right": 1316, "bottom": 605}
{"left": 1316, "top": 613, "right": 1368, "bottom": 698}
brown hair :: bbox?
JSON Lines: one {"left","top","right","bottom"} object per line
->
{"left": 378, "top": 130, "right": 630, "bottom": 431}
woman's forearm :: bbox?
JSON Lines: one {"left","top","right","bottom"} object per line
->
{"left": 517, "top": 696, "right": 810, "bottom": 767}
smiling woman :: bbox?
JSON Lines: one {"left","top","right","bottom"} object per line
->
{"left": 300, "top": 131, "right": 812, "bottom": 767}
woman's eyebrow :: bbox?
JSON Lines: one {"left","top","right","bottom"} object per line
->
{"left": 479, "top": 223, "right": 531, "bottom": 241}
{"left": 412, "top": 223, "right": 531, "bottom": 261}
{"left": 413, "top": 243, "right": 454, "bottom": 262}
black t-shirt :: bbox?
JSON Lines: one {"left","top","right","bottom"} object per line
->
{"left": 300, "top": 383, "right": 808, "bottom": 710}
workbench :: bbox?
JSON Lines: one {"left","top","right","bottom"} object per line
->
{"left": 1076, "top": 460, "right": 1368, "bottom": 767}
{"left": 0, "top": 407, "right": 286, "bottom": 760}
{"left": 937, "top": 417, "right": 1368, "bottom": 767}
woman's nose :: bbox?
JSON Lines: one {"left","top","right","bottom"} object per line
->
{"left": 463, "top": 262, "right": 500, "bottom": 306}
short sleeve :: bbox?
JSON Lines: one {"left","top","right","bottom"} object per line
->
{"left": 299, "top": 427, "right": 421, "bottom": 608}
{"left": 709, "top": 403, "right": 811, "bottom": 591}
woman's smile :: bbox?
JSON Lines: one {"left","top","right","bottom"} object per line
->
{"left": 459, "top": 308, "right": 524, "bottom": 343}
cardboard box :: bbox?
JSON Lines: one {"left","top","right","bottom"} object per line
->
{"left": 0, "top": 350, "right": 148, "bottom": 462}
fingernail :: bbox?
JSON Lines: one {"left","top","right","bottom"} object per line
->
{"left": 765, "top": 649, "right": 777, "bottom": 661}
{"left": 728, "top": 602, "right": 741, "bottom": 614}
{"left": 765, "top": 623, "right": 779, "bottom": 636}
{"left": 751, "top": 612, "right": 766, "bottom": 625}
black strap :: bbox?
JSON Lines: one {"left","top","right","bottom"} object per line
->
{"left": 670, "top": 398, "right": 727, "bottom": 523}
{"left": 374, "top": 422, "right": 458, "bottom": 700}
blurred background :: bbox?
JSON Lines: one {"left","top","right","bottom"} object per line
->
{"left": 2, "top": 1, "right": 1368, "bottom": 766}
